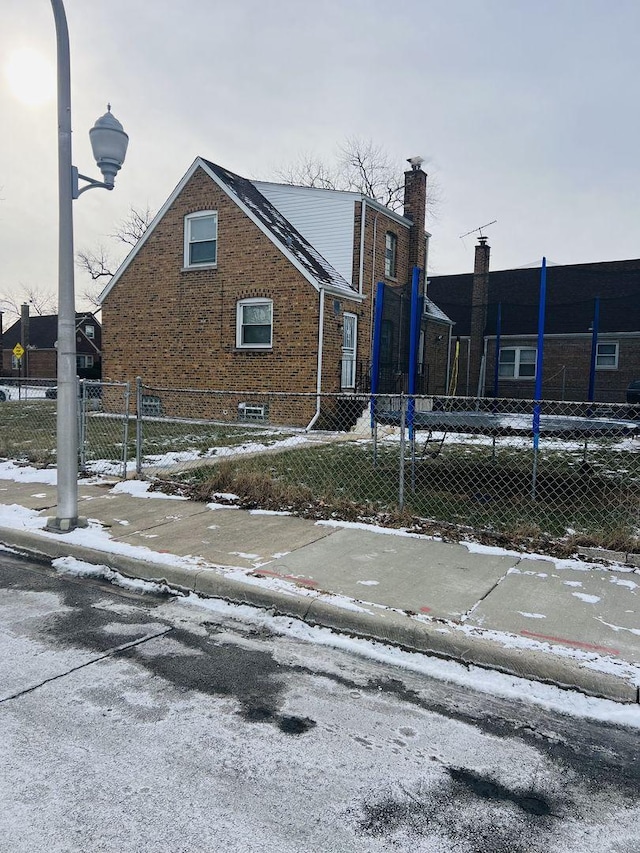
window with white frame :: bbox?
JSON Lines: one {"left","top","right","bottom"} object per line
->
{"left": 384, "top": 232, "right": 397, "bottom": 278}
{"left": 77, "top": 354, "right": 94, "bottom": 370}
{"left": 236, "top": 299, "right": 273, "bottom": 348}
{"left": 184, "top": 211, "right": 218, "bottom": 267}
{"left": 11, "top": 355, "right": 20, "bottom": 370}
{"left": 84, "top": 324, "right": 95, "bottom": 339}
{"left": 596, "top": 341, "right": 618, "bottom": 369}
{"left": 499, "top": 347, "right": 537, "bottom": 379}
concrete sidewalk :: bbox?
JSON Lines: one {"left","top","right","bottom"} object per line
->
{"left": 0, "top": 478, "right": 639, "bottom": 704}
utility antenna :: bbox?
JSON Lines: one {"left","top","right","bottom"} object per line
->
{"left": 459, "top": 220, "right": 497, "bottom": 241}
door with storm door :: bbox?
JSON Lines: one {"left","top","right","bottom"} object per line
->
{"left": 341, "top": 313, "right": 357, "bottom": 389}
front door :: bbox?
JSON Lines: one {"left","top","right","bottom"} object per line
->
{"left": 341, "top": 313, "right": 357, "bottom": 389}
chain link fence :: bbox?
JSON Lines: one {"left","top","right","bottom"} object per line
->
{"left": 0, "top": 378, "right": 131, "bottom": 476}
{"left": 133, "top": 382, "right": 640, "bottom": 551}
{"left": 1, "top": 376, "right": 638, "bottom": 551}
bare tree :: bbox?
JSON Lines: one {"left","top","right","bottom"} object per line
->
{"left": 76, "top": 204, "right": 155, "bottom": 304}
{"left": 275, "top": 137, "right": 441, "bottom": 217}
{"left": 0, "top": 286, "right": 57, "bottom": 322}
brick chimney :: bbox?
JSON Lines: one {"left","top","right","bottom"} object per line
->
{"left": 468, "top": 237, "right": 491, "bottom": 395}
{"left": 403, "top": 159, "right": 427, "bottom": 274}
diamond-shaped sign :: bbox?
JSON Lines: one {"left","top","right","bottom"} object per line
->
{"left": 12, "top": 343, "right": 24, "bottom": 360}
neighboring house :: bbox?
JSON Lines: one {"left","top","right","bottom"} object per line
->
{"left": 428, "top": 242, "right": 640, "bottom": 402}
{"left": 99, "top": 156, "right": 451, "bottom": 425}
{"left": 2, "top": 310, "right": 102, "bottom": 379}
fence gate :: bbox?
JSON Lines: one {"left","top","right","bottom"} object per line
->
{"left": 79, "top": 380, "right": 131, "bottom": 479}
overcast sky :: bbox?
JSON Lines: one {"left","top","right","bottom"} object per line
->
{"left": 2, "top": 0, "right": 639, "bottom": 317}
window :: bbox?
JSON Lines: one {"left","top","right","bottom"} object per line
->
{"left": 11, "top": 355, "right": 20, "bottom": 370}
{"left": 596, "top": 341, "right": 618, "bottom": 369}
{"left": 384, "top": 232, "right": 397, "bottom": 278}
{"left": 238, "top": 402, "right": 267, "bottom": 421}
{"left": 499, "top": 347, "right": 536, "bottom": 379}
{"left": 236, "top": 299, "right": 273, "bottom": 348}
{"left": 84, "top": 324, "right": 95, "bottom": 339}
{"left": 184, "top": 211, "right": 218, "bottom": 267}
{"left": 77, "top": 354, "right": 94, "bottom": 370}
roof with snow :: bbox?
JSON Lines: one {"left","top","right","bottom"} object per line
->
{"left": 201, "top": 160, "right": 356, "bottom": 295}
{"left": 99, "top": 157, "right": 361, "bottom": 304}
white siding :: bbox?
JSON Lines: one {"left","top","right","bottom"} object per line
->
{"left": 253, "top": 183, "right": 357, "bottom": 286}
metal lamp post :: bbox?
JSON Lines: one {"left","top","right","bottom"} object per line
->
{"left": 47, "top": 0, "right": 129, "bottom": 533}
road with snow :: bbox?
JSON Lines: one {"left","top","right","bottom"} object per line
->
{"left": 0, "top": 551, "right": 638, "bottom": 852}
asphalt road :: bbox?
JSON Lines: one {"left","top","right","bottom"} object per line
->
{"left": 0, "top": 551, "right": 638, "bottom": 853}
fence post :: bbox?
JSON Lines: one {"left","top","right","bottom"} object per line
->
{"left": 136, "top": 376, "right": 143, "bottom": 476}
{"left": 399, "top": 394, "right": 406, "bottom": 510}
{"left": 122, "top": 381, "right": 130, "bottom": 480}
{"left": 78, "top": 378, "right": 86, "bottom": 472}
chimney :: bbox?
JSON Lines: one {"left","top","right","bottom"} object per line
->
{"left": 468, "top": 237, "right": 491, "bottom": 395}
{"left": 403, "top": 158, "right": 427, "bottom": 274}
{"left": 20, "top": 303, "right": 30, "bottom": 378}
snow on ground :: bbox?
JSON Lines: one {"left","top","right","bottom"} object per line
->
{"left": 41, "top": 553, "right": 640, "bottom": 730}
{"left": 0, "top": 461, "right": 639, "bottom": 723}
{"left": 111, "top": 480, "right": 188, "bottom": 500}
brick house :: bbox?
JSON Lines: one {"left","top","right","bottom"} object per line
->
{"left": 99, "top": 157, "right": 451, "bottom": 424}
{"left": 428, "top": 243, "right": 640, "bottom": 402}
{"left": 2, "top": 309, "right": 101, "bottom": 379}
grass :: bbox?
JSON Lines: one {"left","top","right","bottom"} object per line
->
{"left": 0, "top": 401, "right": 296, "bottom": 468}
{"left": 1, "top": 401, "right": 637, "bottom": 554}
{"left": 170, "top": 436, "right": 640, "bottom": 554}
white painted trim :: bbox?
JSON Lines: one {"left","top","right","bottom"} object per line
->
{"left": 235, "top": 297, "right": 273, "bottom": 349}
{"left": 98, "top": 157, "right": 204, "bottom": 303}
{"left": 358, "top": 200, "right": 366, "bottom": 296}
{"left": 341, "top": 311, "right": 358, "bottom": 390}
{"left": 197, "top": 161, "right": 361, "bottom": 301}
{"left": 306, "top": 287, "right": 325, "bottom": 431}
{"left": 183, "top": 210, "right": 218, "bottom": 269}
{"left": 99, "top": 157, "right": 365, "bottom": 304}
{"left": 595, "top": 340, "right": 619, "bottom": 370}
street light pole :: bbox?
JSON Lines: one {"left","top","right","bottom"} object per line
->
{"left": 47, "top": 0, "right": 128, "bottom": 533}
{"left": 48, "top": 0, "right": 78, "bottom": 532}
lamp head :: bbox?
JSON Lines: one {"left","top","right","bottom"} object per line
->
{"left": 89, "top": 104, "right": 129, "bottom": 188}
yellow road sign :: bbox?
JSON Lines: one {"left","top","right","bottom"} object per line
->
{"left": 12, "top": 343, "right": 24, "bottom": 360}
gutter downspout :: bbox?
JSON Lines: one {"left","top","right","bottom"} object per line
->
{"left": 358, "top": 200, "right": 366, "bottom": 295}
{"left": 305, "top": 287, "right": 325, "bottom": 431}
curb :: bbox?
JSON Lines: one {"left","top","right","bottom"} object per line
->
{"left": 1, "top": 526, "right": 637, "bottom": 705}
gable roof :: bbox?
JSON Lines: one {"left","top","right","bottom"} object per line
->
{"left": 99, "top": 157, "right": 362, "bottom": 304}
{"left": 3, "top": 313, "right": 100, "bottom": 349}
{"left": 428, "top": 258, "right": 640, "bottom": 337}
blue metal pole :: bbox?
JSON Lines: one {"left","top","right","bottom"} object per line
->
{"left": 534, "top": 258, "right": 547, "bottom": 407}
{"left": 492, "top": 301, "right": 502, "bottom": 398}
{"left": 532, "top": 258, "right": 547, "bottom": 499}
{"left": 408, "top": 267, "right": 420, "bottom": 440}
{"left": 587, "top": 297, "right": 600, "bottom": 403}
{"left": 370, "top": 281, "right": 385, "bottom": 431}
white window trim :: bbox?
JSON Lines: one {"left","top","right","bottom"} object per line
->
{"left": 595, "top": 340, "right": 619, "bottom": 370}
{"left": 77, "top": 354, "right": 94, "bottom": 369}
{"left": 184, "top": 211, "right": 218, "bottom": 269}
{"left": 84, "top": 325, "right": 95, "bottom": 339}
{"left": 236, "top": 298, "right": 273, "bottom": 349}
{"left": 499, "top": 346, "right": 537, "bottom": 380}
{"left": 384, "top": 231, "right": 398, "bottom": 279}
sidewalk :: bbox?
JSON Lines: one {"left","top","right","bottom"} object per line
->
{"left": 0, "top": 477, "right": 639, "bottom": 704}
